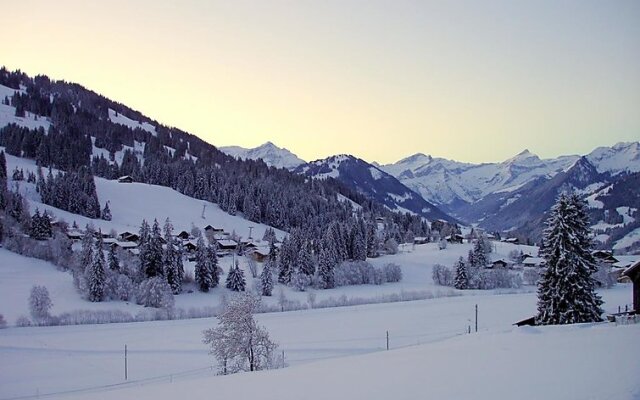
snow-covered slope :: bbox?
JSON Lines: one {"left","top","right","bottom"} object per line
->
{"left": 108, "top": 108, "right": 156, "bottom": 136}
{"left": 586, "top": 142, "right": 640, "bottom": 175}
{"left": 296, "top": 154, "right": 456, "bottom": 222}
{"left": 220, "top": 141, "right": 305, "bottom": 170}
{"left": 0, "top": 83, "right": 51, "bottom": 131}
{"left": 4, "top": 152, "right": 285, "bottom": 240}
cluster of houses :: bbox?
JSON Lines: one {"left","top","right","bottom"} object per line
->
{"left": 66, "top": 224, "right": 276, "bottom": 262}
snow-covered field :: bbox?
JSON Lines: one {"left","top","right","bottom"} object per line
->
{"left": 0, "top": 286, "right": 636, "bottom": 400}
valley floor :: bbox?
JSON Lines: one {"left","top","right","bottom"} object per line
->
{"left": 0, "top": 285, "right": 636, "bottom": 399}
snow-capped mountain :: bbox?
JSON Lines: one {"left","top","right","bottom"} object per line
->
{"left": 219, "top": 141, "right": 305, "bottom": 170}
{"left": 295, "top": 155, "right": 456, "bottom": 223}
{"left": 380, "top": 149, "right": 580, "bottom": 210}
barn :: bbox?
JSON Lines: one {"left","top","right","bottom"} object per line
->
{"left": 622, "top": 260, "right": 640, "bottom": 313}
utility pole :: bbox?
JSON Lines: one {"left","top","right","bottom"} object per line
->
{"left": 201, "top": 204, "right": 206, "bottom": 219}
{"left": 124, "top": 345, "right": 128, "bottom": 381}
{"left": 475, "top": 304, "right": 478, "bottom": 333}
{"left": 248, "top": 226, "right": 254, "bottom": 240}
{"left": 386, "top": 331, "right": 389, "bottom": 350}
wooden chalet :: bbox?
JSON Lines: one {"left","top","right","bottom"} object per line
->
{"left": 204, "top": 225, "right": 224, "bottom": 233}
{"left": 119, "top": 232, "right": 139, "bottom": 242}
{"left": 523, "top": 257, "right": 545, "bottom": 268}
{"left": 445, "top": 234, "right": 463, "bottom": 244}
{"left": 113, "top": 241, "right": 138, "bottom": 251}
{"left": 491, "top": 259, "right": 509, "bottom": 269}
{"left": 592, "top": 250, "right": 618, "bottom": 264}
{"left": 413, "top": 237, "right": 429, "bottom": 245}
{"left": 183, "top": 241, "right": 197, "bottom": 252}
{"left": 503, "top": 237, "right": 519, "bottom": 244}
{"left": 176, "top": 231, "right": 191, "bottom": 240}
{"left": 117, "top": 175, "right": 134, "bottom": 183}
{"left": 513, "top": 316, "right": 536, "bottom": 327}
{"left": 216, "top": 239, "right": 238, "bottom": 251}
{"left": 622, "top": 261, "right": 640, "bottom": 313}
{"left": 66, "top": 230, "right": 83, "bottom": 240}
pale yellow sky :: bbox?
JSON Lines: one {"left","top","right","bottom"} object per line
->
{"left": 3, "top": 0, "right": 639, "bottom": 164}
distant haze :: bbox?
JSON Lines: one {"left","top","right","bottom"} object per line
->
{"left": 3, "top": 0, "right": 639, "bottom": 164}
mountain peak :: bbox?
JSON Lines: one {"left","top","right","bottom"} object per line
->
{"left": 219, "top": 141, "right": 305, "bottom": 170}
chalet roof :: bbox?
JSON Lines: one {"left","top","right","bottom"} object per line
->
{"left": 523, "top": 257, "right": 545, "bottom": 265}
{"left": 492, "top": 259, "right": 508, "bottom": 264}
{"left": 623, "top": 260, "right": 640, "bottom": 278}
{"left": 114, "top": 241, "right": 138, "bottom": 249}
{"left": 217, "top": 239, "right": 238, "bottom": 247}
{"left": 613, "top": 255, "right": 640, "bottom": 269}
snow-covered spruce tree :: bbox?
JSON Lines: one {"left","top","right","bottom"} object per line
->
{"left": 101, "top": 201, "right": 112, "bottom": 221}
{"left": 80, "top": 227, "right": 94, "bottom": 270}
{"left": 453, "top": 257, "right": 468, "bottom": 290}
{"left": 85, "top": 234, "right": 106, "bottom": 302}
{"left": 260, "top": 248, "right": 275, "bottom": 296}
{"left": 195, "top": 235, "right": 213, "bottom": 292}
{"left": 226, "top": 260, "right": 246, "bottom": 292}
{"left": 207, "top": 243, "right": 220, "bottom": 288}
{"left": 202, "top": 294, "right": 277, "bottom": 374}
{"left": 142, "top": 219, "right": 164, "bottom": 278}
{"left": 536, "top": 193, "right": 604, "bottom": 325}
{"left": 164, "top": 238, "right": 184, "bottom": 294}
{"left": 29, "top": 285, "right": 53, "bottom": 323}
{"left": 317, "top": 232, "right": 337, "bottom": 289}
{"left": 298, "top": 241, "right": 315, "bottom": 277}
{"left": 108, "top": 245, "right": 120, "bottom": 272}
{"left": 278, "top": 236, "right": 294, "bottom": 284}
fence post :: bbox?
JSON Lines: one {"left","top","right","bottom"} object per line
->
{"left": 386, "top": 331, "right": 389, "bottom": 350}
{"left": 125, "top": 344, "right": 128, "bottom": 381}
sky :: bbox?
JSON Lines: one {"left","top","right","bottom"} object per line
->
{"left": 2, "top": 0, "right": 639, "bottom": 164}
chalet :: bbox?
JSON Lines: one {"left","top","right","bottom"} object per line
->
{"left": 445, "top": 234, "right": 464, "bottom": 244}
{"left": 119, "top": 232, "right": 139, "bottom": 242}
{"left": 250, "top": 247, "right": 271, "bottom": 263}
{"left": 117, "top": 175, "right": 134, "bottom": 183}
{"left": 113, "top": 241, "right": 138, "bottom": 251}
{"left": 522, "top": 257, "right": 545, "bottom": 268}
{"left": 592, "top": 250, "right": 618, "bottom": 264}
{"left": 183, "top": 241, "right": 197, "bottom": 252}
{"left": 216, "top": 239, "right": 238, "bottom": 251}
{"left": 513, "top": 316, "right": 536, "bottom": 327}
{"left": 204, "top": 225, "right": 224, "bottom": 234}
{"left": 242, "top": 241, "right": 258, "bottom": 250}
{"left": 176, "top": 231, "right": 191, "bottom": 240}
{"left": 503, "top": 237, "right": 519, "bottom": 244}
{"left": 101, "top": 237, "right": 118, "bottom": 249}
{"left": 491, "top": 259, "right": 509, "bottom": 269}
{"left": 623, "top": 261, "right": 640, "bottom": 313}
{"left": 413, "top": 237, "right": 429, "bottom": 245}
{"left": 66, "top": 230, "right": 83, "bottom": 240}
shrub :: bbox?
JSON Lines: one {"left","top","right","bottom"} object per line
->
{"left": 432, "top": 264, "right": 454, "bottom": 286}
{"left": 29, "top": 285, "right": 53, "bottom": 322}
{"left": 106, "top": 273, "right": 137, "bottom": 301}
{"left": 0, "top": 314, "right": 7, "bottom": 329}
{"left": 137, "top": 277, "right": 175, "bottom": 309}
{"left": 383, "top": 263, "right": 402, "bottom": 283}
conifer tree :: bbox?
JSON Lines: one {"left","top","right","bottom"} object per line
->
{"left": 260, "top": 243, "right": 276, "bottom": 296}
{"left": 108, "top": 245, "right": 120, "bottom": 272}
{"left": 226, "top": 260, "right": 246, "bottom": 292}
{"left": 318, "top": 234, "right": 336, "bottom": 289}
{"left": 80, "top": 227, "right": 94, "bottom": 270}
{"left": 141, "top": 219, "right": 163, "bottom": 278}
{"left": 0, "top": 150, "right": 6, "bottom": 183}
{"left": 536, "top": 193, "right": 604, "bottom": 325}
{"left": 86, "top": 233, "right": 106, "bottom": 302}
{"left": 101, "top": 201, "right": 112, "bottom": 221}
{"left": 278, "top": 237, "right": 294, "bottom": 284}
{"left": 298, "top": 241, "right": 315, "bottom": 276}
{"left": 195, "top": 235, "right": 212, "bottom": 292}
{"left": 207, "top": 242, "right": 220, "bottom": 288}
{"left": 453, "top": 257, "right": 468, "bottom": 290}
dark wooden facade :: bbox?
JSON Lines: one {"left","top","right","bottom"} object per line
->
{"left": 623, "top": 261, "right": 640, "bottom": 313}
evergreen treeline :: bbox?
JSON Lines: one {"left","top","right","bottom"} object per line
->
{"left": 0, "top": 67, "right": 434, "bottom": 242}
{"left": 35, "top": 166, "right": 101, "bottom": 218}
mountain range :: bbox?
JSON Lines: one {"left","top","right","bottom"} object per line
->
{"left": 222, "top": 141, "right": 640, "bottom": 250}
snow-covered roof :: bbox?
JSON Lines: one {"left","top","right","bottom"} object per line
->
{"left": 623, "top": 260, "right": 640, "bottom": 278}
{"left": 523, "top": 257, "right": 545, "bottom": 265}
{"left": 114, "top": 241, "right": 138, "bottom": 249}
{"left": 216, "top": 239, "right": 238, "bottom": 247}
